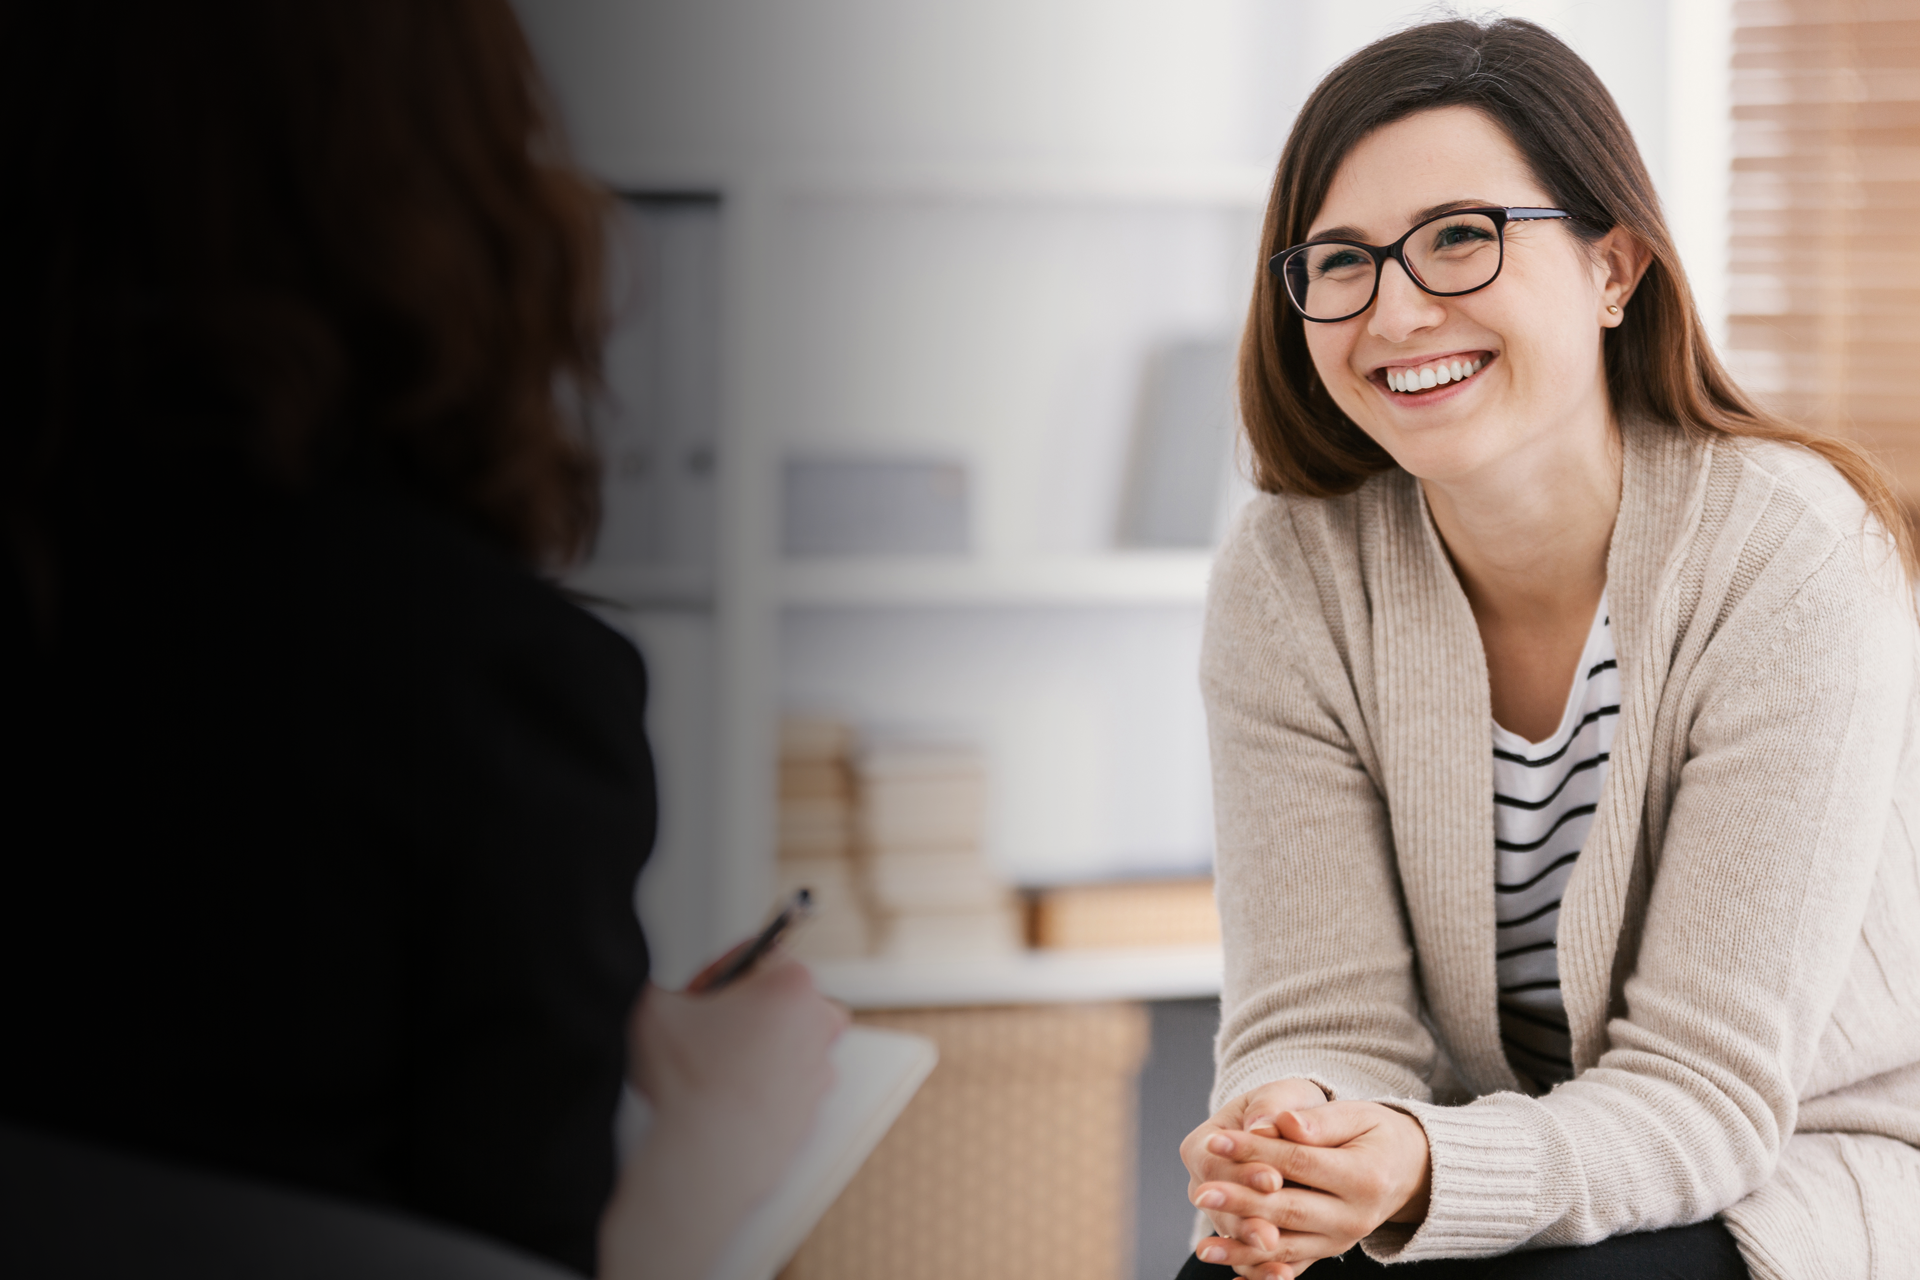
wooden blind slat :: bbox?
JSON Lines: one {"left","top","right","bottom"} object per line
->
{"left": 1730, "top": 0, "right": 1920, "bottom": 492}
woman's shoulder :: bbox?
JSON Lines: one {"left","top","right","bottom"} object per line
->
{"left": 1714, "top": 431, "right": 1873, "bottom": 531}
{"left": 299, "top": 480, "right": 651, "bottom": 728}
{"left": 1691, "top": 430, "right": 1905, "bottom": 603}
{"left": 1213, "top": 471, "right": 1407, "bottom": 595}
{"left": 1635, "top": 425, "right": 1915, "bottom": 664}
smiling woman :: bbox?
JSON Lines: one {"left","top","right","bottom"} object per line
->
{"left": 1177, "top": 16, "right": 1920, "bottom": 1280}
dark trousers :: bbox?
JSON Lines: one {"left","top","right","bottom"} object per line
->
{"left": 1175, "top": 1219, "right": 1747, "bottom": 1279}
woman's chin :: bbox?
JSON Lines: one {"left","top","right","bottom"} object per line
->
{"left": 1353, "top": 416, "right": 1511, "bottom": 485}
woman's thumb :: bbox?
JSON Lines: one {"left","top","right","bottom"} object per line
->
{"left": 1277, "top": 1101, "right": 1376, "bottom": 1148}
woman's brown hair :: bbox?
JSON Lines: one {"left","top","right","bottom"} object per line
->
{"left": 1243, "top": 16, "right": 1916, "bottom": 574}
{"left": 2, "top": 0, "right": 608, "bottom": 572}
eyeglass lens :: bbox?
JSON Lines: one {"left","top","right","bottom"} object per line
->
{"left": 1284, "top": 211, "right": 1503, "bottom": 321}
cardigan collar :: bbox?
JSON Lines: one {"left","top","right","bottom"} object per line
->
{"left": 1370, "top": 418, "right": 1710, "bottom": 1094}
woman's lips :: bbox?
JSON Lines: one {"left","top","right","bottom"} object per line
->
{"left": 1372, "top": 352, "right": 1496, "bottom": 404}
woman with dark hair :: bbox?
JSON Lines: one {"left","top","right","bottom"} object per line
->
{"left": 0, "top": 3, "right": 840, "bottom": 1277}
{"left": 1176, "top": 18, "right": 1920, "bottom": 1280}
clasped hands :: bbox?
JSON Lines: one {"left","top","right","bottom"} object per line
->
{"left": 1179, "top": 1078, "right": 1433, "bottom": 1279}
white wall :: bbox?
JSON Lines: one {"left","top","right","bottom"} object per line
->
{"left": 518, "top": 0, "right": 1725, "bottom": 317}
{"left": 518, "top": 0, "right": 1297, "bottom": 180}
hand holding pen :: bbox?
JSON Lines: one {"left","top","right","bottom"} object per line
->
{"left": 619, "top": 887, "right": 847, "bottom": 1208}
{"left": 605, "top": 894, "right": 848, "bottom": 1279}
{"left": 685, "top": 888, "right": 814, "bottom": 994}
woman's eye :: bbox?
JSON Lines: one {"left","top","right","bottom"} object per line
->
{"left": 1430, "top": 222, "right": 1494, "bottom": 250}
{"left": 1314, "top": 247, "right": 1367, "bottom": 274}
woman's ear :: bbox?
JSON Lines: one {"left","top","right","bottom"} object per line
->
{"left": 1596, "top": 227, "right": 1654, "bottom": 327}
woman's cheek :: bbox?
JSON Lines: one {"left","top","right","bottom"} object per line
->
{"left": 1303, "top": 339, "right": 1370, "bottom": 422}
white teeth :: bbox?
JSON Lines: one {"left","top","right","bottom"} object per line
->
{"left": 1386, "top": 356, "right": 1488, "bottom": 393}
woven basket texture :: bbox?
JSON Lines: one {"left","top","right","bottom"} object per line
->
{"left": 781, "top": 1002, "right": 1150, "bottom": 1280}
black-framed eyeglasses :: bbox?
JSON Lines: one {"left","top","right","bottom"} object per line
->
{"left": 1269, "top": 207, "right": 1575, "bottom": 323}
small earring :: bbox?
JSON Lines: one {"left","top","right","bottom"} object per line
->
{"left": 1607, "top": 305, "right": 1620, "bottom": 315}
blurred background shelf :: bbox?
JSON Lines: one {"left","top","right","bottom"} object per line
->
{"left": 779, "top": 553, "right": 1213, "bottom": 608}
{"left": 809, "top": 945, "right": 1224, "bottom": 1010}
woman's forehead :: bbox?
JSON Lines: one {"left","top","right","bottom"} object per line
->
{"left": 1307, "top": 106, "right": 1547, "bottom": 241}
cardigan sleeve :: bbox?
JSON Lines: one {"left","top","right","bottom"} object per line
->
{"left": 1201, "top": 510, "right": 1439, "bottom": 1108}
{"left": 1372, "top": 536, "right": 1916, "bottom": 1261}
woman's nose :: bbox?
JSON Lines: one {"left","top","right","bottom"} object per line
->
{"left": 1368, "top": 258, "right": 1446, "bottom": 342}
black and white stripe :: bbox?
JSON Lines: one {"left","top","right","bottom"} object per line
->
{"left": 1492, "top": 595, "right": 1618, "bottom": 1089}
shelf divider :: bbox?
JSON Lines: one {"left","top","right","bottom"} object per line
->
{"left": 810, "top": 945, "right": 1223, "bottom": 1010}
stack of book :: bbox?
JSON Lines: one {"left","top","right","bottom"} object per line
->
{"left": 1026, "top": 876, "right": 1220, "bottom": 949}
{"left": 776, "top": 718, "right": 871, "bottom": 960}
{"left": 856, "top": 743, "right": 1021, "bottom": 959}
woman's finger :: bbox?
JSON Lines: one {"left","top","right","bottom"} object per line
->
{"left": 1258, "top": 1185, "right": 1377, "bottom": 1243}
{"left": 1202, "top": 1205, "right": 1246, "bottom": 1244}
{"left": 1276, "top": 1101, "right": 1384, "bottom": 1149}
{"left": 1265, "top": 1136, "right": 1351, "bottom": 1195}
{"left": 1190, "top": 1167, "right": 1248, "bottom": 1241}
{"left": 1190, "top": 1131, "right": 1288, "bottom": 1187}
{"left": 1233, "top": 1262, "right": 1294, "bottom": 1280}
{"left": 1193, "top": 1177, "right": 1285, "bottom": 1219}
{"left": 1183, "top": 1120, "right": 1254, "bottom": 1186}
{"left": 1203, "top": 1128, "right": 1266, "bottom": 1163}
{"left": 1195, "top": 1234, "right": 1276, "bottom": 1268}
{"left": 1196, "top": 1157, "right": 1282, "bottom": 1193}
{"left": 1266, "top": 1103, "right": 1428, "bottom": 1227}
{"left": 1198, "top": 1228, "right": 1344, "bottom": 1268}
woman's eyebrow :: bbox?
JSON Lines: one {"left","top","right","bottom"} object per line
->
{"left": 1305, "top": 198, "right": 1496, "bottom": 243}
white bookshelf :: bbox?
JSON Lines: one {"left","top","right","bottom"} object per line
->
{"left": 810, "top": 945, "right": 1224, "bottom": 1010}
{"left": 520, "top": 0, "right": 1268, "bottom": 976}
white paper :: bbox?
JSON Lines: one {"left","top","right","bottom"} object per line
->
{"left": 703, "top": 1025, "right": 938, "bottom": 1280}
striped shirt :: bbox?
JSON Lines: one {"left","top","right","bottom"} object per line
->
{"left": 1492, "top": 593, "right": 1618, "bottom": 1090}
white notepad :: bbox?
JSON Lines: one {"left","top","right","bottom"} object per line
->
{"left": 705, "top": 1025, "right": 939, "bottom": 1280}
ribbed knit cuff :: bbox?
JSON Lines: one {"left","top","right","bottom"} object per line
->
{"left": 1361, "top": 1098, "right": 1541, "bottom": 1262}
{"left": 1212, "top": 1055, "right": 1427, "bottom": 1114}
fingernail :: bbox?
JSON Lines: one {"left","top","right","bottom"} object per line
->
{"left": 1200, "top": 1246, "right": 1226, "bottom": 1263}
{"left": 1197, "top": 1189, "right": 1224, "bottom": 1208}
{"left": 1254, "top": 1170, "right": 1279, "bottom": 1192}
{"left": 1207, "top": 1134, "right": 1233, "bottom": 1155}
{"left": 1246, "top": 1114, "right": 1277, "bottom": 1135}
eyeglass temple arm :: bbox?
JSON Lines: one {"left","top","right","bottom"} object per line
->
{"left": 1504, "top": 207, "right": 1573, "bottom": 221}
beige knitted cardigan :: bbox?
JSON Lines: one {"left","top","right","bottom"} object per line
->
{"left": 1201, "top": 419, "right": 1920, "bottom": 1278}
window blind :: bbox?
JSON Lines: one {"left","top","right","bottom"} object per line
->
{"left": 1729, "top": 0, "right": 1920, "bottom": 497}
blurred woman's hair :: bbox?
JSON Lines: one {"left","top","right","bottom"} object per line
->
{"left": 1241, "top": 16, "right": 1917, "bottom": 575}
{"left": 1, "top": 0, "right": 608, "bottom": 573}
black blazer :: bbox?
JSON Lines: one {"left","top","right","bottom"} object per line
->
{"left": 0, "top": 457, "right": 653, "bottom": 1276}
